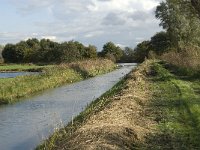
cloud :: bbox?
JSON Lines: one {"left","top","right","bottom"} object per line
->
{"left": 2, "top": 0, "right": 163, "bottom": 49}
{"left": 102, "top": 13, "right": 126, "bottom": 26}
{"left": 41, "top": 36, "right": 57, "bottom": 41}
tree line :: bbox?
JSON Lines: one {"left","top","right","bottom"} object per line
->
{"left": 3, "top": 0, "right": 200, "bottom": 64}
{"left": 1, "top": 39, "right": 138, "bottom": 63}
{"left": 133, "top": 0, "right": 200, "bottom": 63}
{"left": 2, "top": 39, "right": 98, "bottom": 63}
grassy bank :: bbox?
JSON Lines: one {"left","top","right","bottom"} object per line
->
{"left": 37, "top": 60, "right": 200, "bottom": 149}
{"left": 0, "top": 59, "right": 115, "bottom": 105}
{"left": 143, "top": 62, "right": 200, "bottom": 149}
{"left": 0, "top": 64, "right": 53, "bottom": 72}
{"left": 36, "top": 60, "right": 151, "bottom": 150}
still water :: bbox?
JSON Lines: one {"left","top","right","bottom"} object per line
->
{"left": 0, "top": 72, "right": 39, "bottom": 78}
{"left": 0, "top": 64, "right": 137, "bottom": 150}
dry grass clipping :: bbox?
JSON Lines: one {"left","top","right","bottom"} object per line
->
{"left": 57, "top": 60, "right": 156, "bottom": 150}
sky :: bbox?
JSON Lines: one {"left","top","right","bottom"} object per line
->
{"left": 0, "top": 0, "right": 162, "bottom": 50}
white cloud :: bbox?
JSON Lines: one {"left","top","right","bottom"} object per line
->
{"left": 2, "top": 0, "right": 163, "bottom": 49}
{"left": 41, "top": 36, "right": 57, "bottom": 41}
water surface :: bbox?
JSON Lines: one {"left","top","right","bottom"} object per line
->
{"left": 0, "top": 64, "right": 137, "bottom": 150}
{"left": 0, "top": 72, "right": 39, "bottom": 78}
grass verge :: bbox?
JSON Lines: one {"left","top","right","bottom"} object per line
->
{"left": 143, "top": 61, "right": 200, "bottom": 149}
{"left": 0, "top": 59, "right": 116, "bottom": 105}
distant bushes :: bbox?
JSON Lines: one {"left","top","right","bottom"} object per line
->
{"left": 160, "top": 46, "right": 200, "bottom": 71}
{"left": 2, "top": 39, "right": 97, "bottom": 63}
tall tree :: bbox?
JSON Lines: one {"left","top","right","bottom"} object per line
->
{"left": 134, "top": 41, "right": 151, "bottom": 63}
{"left": 101, "top": 42, "right": 123, "bottom": 62}
{"left": 150, "top": 31, "right": 171, "bottom": 55}
{"left": 156, "top": 0, "right": 200, "bottom": 49}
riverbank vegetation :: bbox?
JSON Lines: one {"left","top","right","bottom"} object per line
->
{"left": 0, "top": 64, "right": 53, "bottom": 72}
{"left": 0, "top": 59, "right": 115, "bottom": 105}
{"left": 36, "top": 60, "right": 200, "bottom": 149}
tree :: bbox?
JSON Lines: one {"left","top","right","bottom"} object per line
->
{"left": 0, "top": 45, "right": 3, "bottom": 60}
{"left": 25, "top": 38, "right": 41, "bottom": 62}
{"left": 84, "top": 45, "right": 97, "bottom": 58}
{"left": 134, "top": 41, "right": 151, "bottom": 63}
{"left": 191, "top": 0, "right": 200, "bottom": 17}
{"left": 2, "top": 44, "right": 17, "bottom": 63}
{"left": 150, "top": 31, "right": 171, "bottom": 55}
{"left": 101, "top": 42, "right": 123, "bottom": 62}
{"left": 155, "top": 0, "right": 200, "bottom": 49}
{"left": 60, "top": 41, "right": 82, "bottom": 62}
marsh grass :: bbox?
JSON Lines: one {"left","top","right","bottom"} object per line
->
{"left": 0, "top": 59, "right": 116, "bottom": 105}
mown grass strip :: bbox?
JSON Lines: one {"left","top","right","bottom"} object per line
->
{"left": 146, "top": 62, "right": 200, "bottom": 149}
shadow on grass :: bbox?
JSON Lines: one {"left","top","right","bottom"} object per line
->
{"left": 158, "top": 61, "right": 200, "bottom": 81}
{"left": 139, "top": 62, "right": 200, "bottom": 149}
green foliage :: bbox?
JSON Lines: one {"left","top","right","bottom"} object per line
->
{"left": 2, "top": 39, "right": 98, "bottom": 63}
{"left": 133, "top": 41, "right": 151, "bottom": 63}
{"left": 101, "top": 42, "right": 123, "bottom": 62}
{"left": 83, "top": 45, "right": 97, "bottom": 58}
{"left": 2, "top": 44, "right": 18, "bottom": 63}
{"left": 191, "top": 0, "right": 200, "bottom": 17}
{"left": 150, "top": 31, "right": 171, "bottom": 55}
{"left": 155, "top": 0, "right": 200, "bottom": 49}
{"left": 0, "top": 45, "right": 3, "bottom": 59}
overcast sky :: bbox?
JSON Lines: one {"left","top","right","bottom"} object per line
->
{"left": 0, "top": 0, "right": 162, "bottom": 50}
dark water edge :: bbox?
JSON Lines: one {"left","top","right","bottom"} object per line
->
{"left": 0, "top": 72, "right": 39, "bottom": 78}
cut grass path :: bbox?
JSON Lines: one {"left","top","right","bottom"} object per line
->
{"left": 145, "top": 62, "right": 200, "bottom": 149}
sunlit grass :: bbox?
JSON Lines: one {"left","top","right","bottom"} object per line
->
{"left": 148, "top": 62, "right": 200, "bottom": 149}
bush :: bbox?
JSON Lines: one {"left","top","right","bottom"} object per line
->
{"left": 160, "top": 45, "right": 200, "bottom": 71}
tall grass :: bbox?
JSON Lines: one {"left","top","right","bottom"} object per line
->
{"left": 68, "top": 59, "right": 116, "bottom": 77}
{"left": 160, "top": 46, "right": 200, "bottom": 71}
{"left": 0, "top": 59, "right": 116, "bottom": 105}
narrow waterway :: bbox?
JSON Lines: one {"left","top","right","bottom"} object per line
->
{"left": 0, "top": 72, "right": 39, "bottom": 78}
{"left": 0, "top": 64, "right": 136, "bottom": 150}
